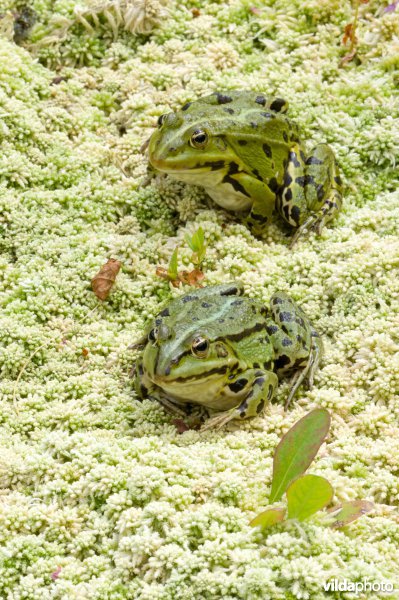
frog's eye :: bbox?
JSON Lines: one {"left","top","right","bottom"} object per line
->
{"left": 191, "top": 336, "right": 210, "bottom": 358}
{"left": 157, "top": 114, "right": 166, "bottom": 128}
{"left": 190, "top": 129, "right": 208, "bottom": 149}
{"left": 148, "top": 328, "right": 158, "bottom": 342}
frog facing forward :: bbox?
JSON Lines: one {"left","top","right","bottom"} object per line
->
{"left": 133, "top": 283, "right": 323, "bottom": 430}
{"left": 144, "top": 91, "right": 343, "bottom": 245}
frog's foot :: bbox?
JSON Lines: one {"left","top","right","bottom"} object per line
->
{"left": 201, "top": 369, "right": 278, "bottom": 431}
{"left": 284, "top": 330, "right": 323, "bottom": 410}
{"left": 289, "top": 188, "right": 342, "bottom": 249}
{"left": 150, "top": 393, "right": 189, "bottom": 417}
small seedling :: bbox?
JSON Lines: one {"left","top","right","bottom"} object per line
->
{"left": 156, "top": 227, "right": 207, "bottom": 287}
{"left": 250, "top": 409, "right": 373, "bottom": 531}
{"left": 340, "top": 0, "right": 369, "bottom": 66}
{"left": 185, "top": 226, "right": 207, "bottom": 269}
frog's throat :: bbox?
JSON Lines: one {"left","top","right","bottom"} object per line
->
{"left": 168, "top": 170, "right": 253, "bottom": 211}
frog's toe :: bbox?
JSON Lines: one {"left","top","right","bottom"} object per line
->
{"left": 200, "top": 410, "right": 236, "bottom": 431}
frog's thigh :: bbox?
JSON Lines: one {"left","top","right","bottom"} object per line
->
{"left": 239, "top": 175, "right": 275, "bottom": 235}
{"left": 291, "top": 144, "right": 343, "bottom": 245}
{"left": 268, "top": 292, "right": 323, "bottom": 407}
{"left": 268, "top": 293, "right": 311, "bottom": 371}
{"left": 277, "top": 143, "right": 307, "bottom": 228}
{"left": 201, "top": 369, "right": 278, "bottom": 430}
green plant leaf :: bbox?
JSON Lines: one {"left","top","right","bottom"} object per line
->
{"left": 328, "top": 500, "right": 374, "bottom": 529}
{"left": 185, "top": 227, "right": 206, "bottom": 266}
{"left": 269, "top": 408, "right": 331, "bottom": 503}
{"left": 167, "top": 247, "right": 179, "bottom": 280}
{"left": 249, "top": 507, "right": 285, "bottom": 530}
{"left": 286, "top": 474, "right": 333, "bottom": 521}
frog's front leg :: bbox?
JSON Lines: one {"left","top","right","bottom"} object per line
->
{"left": 134, "top": 358, "right": 190, "bottom": 416}
{"left": 277, "top": 143, "right": 343, "bottom": 246}
{"left": 229, "top": 173, "right": 275, "bottom": 236}
{"left": 267, "top": 292, "right": 323, "bottom": 409}
{"left": 201, "top": 369, "right": 278, "bottom": 431}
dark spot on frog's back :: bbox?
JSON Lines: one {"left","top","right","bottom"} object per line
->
{"left": 182, "top": 295, "right": 198, "bottom": 303}
{"left": 263, "top": 143, "right": 272, "bottom": 158}
{"left": 261, "top": 112, "right": 274, "bottom": 119}
{"left": 291, "top": 205, "right": 300, "bottom": 225}
{"left": 270, "top": 98, "right": 287, "bottom": 113}
{"left": 283, "top": 131, "right": 288, "bottom": 143}
{"left": 280, "top": 311, "right": 294, "bottom": 322}
{"left": 159, "top": 307, "right": 170, "bottom": 317}
{"left": 229, "top": 378, "right": 248, "bottom": 393}
{"left": 272, "top": 296, "right": 284, "bottom": 305}
{"left": 238, "top": 139, "right": 248, "bottom": 146}
{"left": 255, "top": 95, "right": 266, "bottom": 106}
{"left": 275, "top": 354, "right": 291, "bottom": 369}
{"left": 284, "top": 188, "right": 293, "bottom": 202}
{"left": 231, "top": 299, "right": 244, "bottom": 306}
{"left": 220, "top": 285, "right": 240, "bottom": 296}
{"left": 215, "top": 93, "right": 233, "bottom": 104}
{"left": 256, "top": 399, "right": 265, "bottom": 414}
{"left": 268, "top": 177, "right": 279, "bottom": 193}
{"left": 223, "top": 107, "right": 235, "bottom": 115}
{"left": 306, "top": 156, "right": 323, "bottom": 165}
{"left": 181, "top": 102, "right": 192, "bottom": 111}
{"left": 201, "top": 301, "right": 212, "bottom": 308}
{"left": 266, "top": 324, "right": 278, "bottom": 335}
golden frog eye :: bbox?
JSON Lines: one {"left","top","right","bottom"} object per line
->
{"left": 191, "top": 336, "right": 210, "bottom": 358}
{"left": 190, "top": 129, "right": 208, "bottom": 149}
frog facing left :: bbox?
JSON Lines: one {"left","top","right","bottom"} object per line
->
{"left": 133, "top": 283, "right": 323, "bottom": 430}
{"left": 144, "top": 91, "right": 343, "bottom": 245}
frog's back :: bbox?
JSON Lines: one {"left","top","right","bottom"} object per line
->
{"left": 179, "top": 91, "right": 299, "bottom": 144}
{"left": 161, "top": 284, "right": 266, "bottom": 343}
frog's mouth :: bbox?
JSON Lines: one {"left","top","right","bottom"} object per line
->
{"left": 154, "top": 368, "right": 231, "bottom": 406}
{"left": 149, "top": 154, "right": 227, "bottom": 175}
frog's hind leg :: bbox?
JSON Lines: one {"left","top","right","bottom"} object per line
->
{"left": 277, "top": 143, "right": 343, "bottom": 247}
{"left": 268, "top": 293, "right": 323, "bottom": 409}
{"left": 283, "top": 328, "right": 322, "bottom": 409}
{"left": 290, "top": 144, "right": 343, "bottom": 247}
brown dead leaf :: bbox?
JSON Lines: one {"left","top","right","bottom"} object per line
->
{"left": 342, "top": 23, "right": 356, "bottom": 46}
{"left": 155, "top": 266, "right": 181, "bottom": 287}
{"left": 179, "top": 269, "right": 205, "bottom": 287}
{"left": 155, "top": 266, "right": 205, "bottom": 288}
{"left": 172, "top": 418, "right": 202, "bottom": 433}
{"left": 91, "top": 258, "right": 122, "bottom": 300}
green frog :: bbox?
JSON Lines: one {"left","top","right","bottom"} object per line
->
{"left": 133, "top": 283, "right": 323, "bottom": 430}
{"left": 144, "top": 91, "right": 343, "bottom": 245}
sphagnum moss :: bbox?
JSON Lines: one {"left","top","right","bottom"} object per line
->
{"left": 0, "top": 0, "right": 399, "bottom": 598}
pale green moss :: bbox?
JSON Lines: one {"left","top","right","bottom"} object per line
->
{"left": 0, "top": 0, "right": 399, "bottom": 598}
